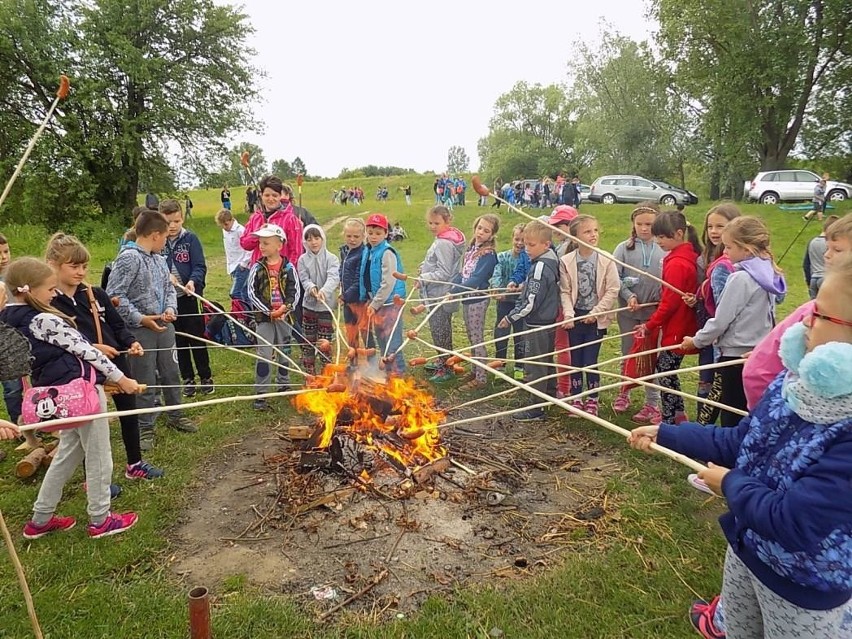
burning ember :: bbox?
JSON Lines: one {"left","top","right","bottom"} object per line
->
{"left": 294, "top": 365, "right": 447, "bottom": 483}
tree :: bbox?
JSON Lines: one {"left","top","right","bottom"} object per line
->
{"left": 651, "top": 0, "right": 852, "bottom": 172}
{"left": 477, "top": 82, "right": 586, "bottom": 182}
{"left": 447, "top": 146, "right": 470, "bottom": 174}
{"left": 271, "top": 159, "right": 294, "bottom": 179}
{"left": 0, "top": 0, "right": 258, "bottom": 221}
{"left": 291, "top": 157, "right": 306, "bottom": 177}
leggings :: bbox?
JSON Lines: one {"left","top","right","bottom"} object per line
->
{"left": 718, "top": 356, "right": 747, "bottom": 427}
{"left": 463, "top": 300, "right": 490, "bottom": 382}
{"left": 655, "top": 350, "right": 685, "bottom": 423}
{"left": 494, "top": 300, "right": 525, "bottom": 363}
{"left": 427, "top": 306, "right": 455, "bottom": 368}
{"left": 301, "top": 308, "right": 334, "bottom": 375}
{"left": 721, "top": 546, "right": 845, "bottom": 638}
{"left": 567, "top": 310, "right": 604, "bottom": 398}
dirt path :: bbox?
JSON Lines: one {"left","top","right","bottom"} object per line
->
{"left": 323, "top": 213, "right": 364, "bottom": 234}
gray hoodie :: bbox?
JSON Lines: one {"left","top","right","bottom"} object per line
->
{"left": 419, "top": 227, "right": 466, "bottom": 308}
{"left": 297, "top": 224, "right": 340, "bottom": 313}
{"left": 106, "top": 242, "right": 177, "bottom": 328}
{"left": 612, "top": 238, "right": 665, "bottom": 306}
{"left": 692, "top": 257, "right": 787, "bottom": 356}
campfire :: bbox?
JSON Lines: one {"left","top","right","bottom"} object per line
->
{"left": 293, "top": 365, "right": 449, "bottom": 486}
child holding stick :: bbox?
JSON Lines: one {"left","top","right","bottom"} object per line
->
{"left": 491, "top": 223, "right": 526, "bottom": 380}
{"left": 297, "top": 224, "right": 340, "bottom": 375}
{"left": 611, "top": 203, "right": 664, "bottom": 421}
{"left": 629, "top": 253, "right": 852, "bottom": 639}
{"left": 634, "top": 211, "right": 702, "bottom": 425}
{"left": 339, "top": 218, "right": 369, "bottom": 352}
{"left": 1, "top": 258, "right": 140, "bottom": 539}
{"left": 559, "top": 215, "right": 620, "bottom": 417}
{"left": 418, "top": 205, "right": 465, "bottom": 383}
{"left": 451, "top": 214, "right": 499, "bottom": 391}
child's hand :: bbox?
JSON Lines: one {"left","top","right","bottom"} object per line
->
{"left": 497, "top": 317, "right": 510, "bottom": 329}
{"left": 562, "top": 320, "right": 574, "bottom": 330}
{"left": 94, "top": 343, "right": 119, "bottom": 359}
{"left": 127, "top": 341, "right": 144, "bottom": 356}
{"left": 117, "top": 376, "right": 141, "bottom": 395}
{"left": 0, "top": 418, "right": 20, "bottom": 440}
{"left": 366, "top": 306, "right": 376, "bottom": 320}
{"left": 140, "top": 316, "right": 167, "bottom": 333}
{"left": 184, "top": 280, "right": 196, "bottom": 294}
{"left": 697, "top": 462, "right": 729, "bottom": 496}
{"left": 169, "top": 274, "right": 180, "bottom": 286}
{"left": 627, "top": 425, "right": 659, "bottom": 452}
{"left": 682, "top": 293, "right": 697, "bottom": 308}
{"left": 627, "top": 295, "right": 639, "bottom": 311}
{"left": 633, "top": 324, "right": 648, "bottom": 339}
{"left": 582, "top": 315, "right": 597, "bottom": 325}
{"left": 507, "top": 282, "right": 519, "bottom": 291}
{"left": 741, "top": 350, "right": 752, "bottom": 359}
{"left": 270, "top": 307, "right": 286, "bottom": 320}
{"left": 162, "top": 309, "right": 177, "bottom": 323}
{"left": 681, "top": 336, "right": 695, "bottom": 352}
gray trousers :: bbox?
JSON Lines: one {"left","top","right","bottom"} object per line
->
{"left": 616, "top": 308, "right": 659, "bottom": 405}
{"left": 721, "top": 546, "right": 846, "bottom": 639}
{"left": 255, "top": 320, "right": 292, "bottom": 394}
{"left": 32, "top": 386, "right": 111, "bottom": 525}
{"left": 524, "top": 324, "right": 556, "bottom": 401}
{"left": 131, "top": 324, "right": 184, "bottom": 431}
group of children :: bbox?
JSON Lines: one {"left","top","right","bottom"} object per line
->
{"left": 2, "top": 179, "right": 852, "bottom": 637}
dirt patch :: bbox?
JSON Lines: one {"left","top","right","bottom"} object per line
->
{"left": 170, "top": 411, "right": 621, "bottom": 619}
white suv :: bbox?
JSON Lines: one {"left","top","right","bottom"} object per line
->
{"left": 745, "top": 170, "right": 851, "bottom": 205}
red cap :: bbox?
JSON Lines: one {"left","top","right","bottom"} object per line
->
{"left": 365, "top": 213, "right": 388, "bottom": 230}
{"left": 549, "top": 205, "right": 579, "bottom": 226}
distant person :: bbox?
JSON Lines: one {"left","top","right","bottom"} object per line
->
{"left": 145, "top": 191, "right": 159, "bottom": 210}
{"left": 220, "top": 184, "right": 231, "bottom": 211}
{"left": 184, "top": 194, "right": 193, "bottom": 220}
{"left": 803, "top": 215, "right": 839, "bottom": 299}
{"left": 804, "top": 178, "right": 827, "bottom": 222}
{"left": 402, "top": 184, "right": 412, "bottom": 206}
{"left": 491, "top": 178, "right": 503, "bottom": 209}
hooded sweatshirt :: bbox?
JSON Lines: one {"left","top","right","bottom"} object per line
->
{"left": 297, "top": 224, "right": 340, "bottom": 313}
{"left": 106, "top": 243, "right": 177, "bottom": 328}
{"left": 419, "top": 227, "right": 466, "bottom": 306}
{"left": 644, "top": 242, "right": 700, "bottom": 349}
{"left": 612, "top": 238, "right": 665, "bottom": 306}
{"left": 450, "top": 243, "right": 498, "bottom": 303}
{"left": 691, "top": 257, "right": 787, "bottom": 357}
{"left": 240, "top": 202, "right": 304, "bottom": 267}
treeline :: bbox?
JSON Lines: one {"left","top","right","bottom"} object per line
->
{"left": 337, "top": 166, "right": 418, "bottom": 179}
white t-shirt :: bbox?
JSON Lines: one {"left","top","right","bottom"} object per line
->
{"left": 223, "top": 221, "right": 252, "bottom": 274}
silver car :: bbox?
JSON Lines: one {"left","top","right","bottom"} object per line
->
{"left": 745, "top": 169, "right": 852, "bottom": 205}
{"left": 588, "top": 175, "right": 694, "bottom": 206}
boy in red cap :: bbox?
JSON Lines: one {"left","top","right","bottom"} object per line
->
{"left": 359, "top": 214, "right": 407, "bottom": 375}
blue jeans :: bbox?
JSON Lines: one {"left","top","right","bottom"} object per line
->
{"left": 2, "top": 378, "right": 22, "bottom": 423}
{"left": 567, "top": 309, "right": 605, "bottom": 398}
{"left": 230, "top": 265, "right": 250, "bottom": 301}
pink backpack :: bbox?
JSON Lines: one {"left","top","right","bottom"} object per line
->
{"left": 23, "top": 362, "right": 101, "bottom": 432}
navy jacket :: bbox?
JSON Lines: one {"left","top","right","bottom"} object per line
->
{"left": 51, "top": 285, "right": 136, "bottom": 352}
{"left": 450, "top": 246, "right": 498, "bottom": 304}
{"left": 161, "top": 229, "right": 207, "bottom": 296}
{"left": 341, "top": 244, "right": 367, "bottom": 304}
{"left": 658, "top": 373, "right": 852, "bottom": 610}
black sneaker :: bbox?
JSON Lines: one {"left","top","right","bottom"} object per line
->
{"left": 166, "top": 417, "right": 198, "bottom": 433}
{"left": 253, "top": 399, "right": 270, "bottom": 411}
{"left": 199, "top": 378, "right": 214, "bottom": 395}
{"left": 182, "top": 379, "right": 196, "bottom": 398}
{"left": 139, "top": 429, "right": 154, "bottom": 451}
{"left": 513, "top": 408, "right": 545, "bottom": 422}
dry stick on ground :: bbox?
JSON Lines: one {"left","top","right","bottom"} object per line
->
{"left": 18, "top": 387, "right": 325, "bottom": 432}
{"left": 471, "top": 176, "right": 687, "bottom": 297}
{"left": 0, "top": 510, "right": 44, "bottom": 639}
{"left": 416, "top": 336, "right": 706, "bottom": 472}
{"left": 174, "top": 282, "right": 305, "bottom": 376}
{"left": 440, "top": 358, "right": 747, "bottom": 430}
{"left": 318, "top": 569, "right": 389, "bottom": 621}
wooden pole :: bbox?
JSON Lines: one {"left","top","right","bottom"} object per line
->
{"left": 416, "top": 337, "right": 706, "bottom": 472}
{"left": 0, "top": 510, "right": 44, "bottom": 639}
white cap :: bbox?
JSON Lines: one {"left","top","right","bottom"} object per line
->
{"left": 252, "top": 224, "right": 285, "bottom": 242}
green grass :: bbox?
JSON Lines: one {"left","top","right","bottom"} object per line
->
{"left": 1, "top": 180, "right": 849, "bottom": 638}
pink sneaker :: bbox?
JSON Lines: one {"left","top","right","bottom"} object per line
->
{"left": 612, "top": 392, "right": 630, "bottom": 413}
{"left": 23, "top": 515, "right": 76, "bottom": 540}
{"left": 87, "top": 512, "right": 138, "bottom": 539}
{"left": 632, "top": 404, "right": 662, "bottom": 425}
{"left": 584, "top": 398, "right": 599, "bottom": 417}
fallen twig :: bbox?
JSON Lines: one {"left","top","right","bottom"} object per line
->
{"left": 318, "top": 569, "right": 389, "bottom": 621}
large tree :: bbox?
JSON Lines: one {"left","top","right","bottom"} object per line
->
{"left": 651, "top": 0, "right": 852, "bottom": 172}
{"left": 446, "top": 145, "right": 470, "bottom": 174}
{"left": 0, "top": 0, "right": 258, "bottom": 221}
{"left": 477, "top": 82, "right": 586, "bottom": 182}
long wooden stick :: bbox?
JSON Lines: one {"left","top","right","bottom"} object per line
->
{"left": 0, "top": 510, "right": 44, "bottom": 639}
{"left": 175, "top": 331, "right": 301, "bottom": 376}
{"left": 0, "top": 76, "right": 70, "bottom": 211}
{"left": 471, "top": 176, "right": 686, "bottom": 296}
{"left": 382, "top": 286, "right": 417, "bottom": 358}
{"left": 416, "top": 337, "right": 705, "bottom": 472}
{"left": 19, "top": 387, "right": 325, "bottom": 433}
{"left": 318, "top": 297, "right": 350, "bottom": 362}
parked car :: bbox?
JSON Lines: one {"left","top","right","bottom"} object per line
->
{"left": 745, "top": 169, "right": 852, "bottom": 205}
{"left": 652, "top": 180, "right": 699, "bottom": 205}
{"left": 588, "top": 175, "right": 695, "bottom": 206}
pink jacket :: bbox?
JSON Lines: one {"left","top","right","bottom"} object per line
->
{"left": 240, "top": 204, "right": 304, "bottom": 267}
{"left": 742, "top": 300, "right": 813, "bottom": 409}
{"left": 559, "top": 250, "right": 620, "bottom": 329}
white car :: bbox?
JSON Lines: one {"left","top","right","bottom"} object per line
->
{"left": 745, "top": 170, "right": 852, "bottom": 205}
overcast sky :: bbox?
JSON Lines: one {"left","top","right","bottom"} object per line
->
{"left": 234, "top": 0, "right": 655, "bottom": 178}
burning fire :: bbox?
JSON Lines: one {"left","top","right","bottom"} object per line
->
{"left": 294, "top": 365, "right": 447, "bottom": 478}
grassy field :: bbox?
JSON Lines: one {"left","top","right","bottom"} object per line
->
{"left": 0, "top": 177, "right": 848, "bottom": 638}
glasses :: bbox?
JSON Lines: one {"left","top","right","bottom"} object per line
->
{"left": 810, "top": 302, "right": 852, "bottom": 328}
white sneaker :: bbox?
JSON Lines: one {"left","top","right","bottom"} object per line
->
{"left": 687, "top": 473, "right": 716, "bottom": 496}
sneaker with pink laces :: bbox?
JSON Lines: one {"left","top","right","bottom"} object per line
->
{"left": 87, "top": 512, "right": 138, "bottom": 539}
{"left": 584, "top": 398, "right": 599, "bottom": 417}
{"left": 688, "top": 473, "right": 716, "bottom": 496}
{"left": 632, "top": 404, "right": 662, "bottom": 425}
{"left": 568, "top": 398, "right": 585, "bottom": 415}
{"left": 23, "top": 515, "right": 76, "bottom": 540}
{"left": 612, "top": 392, "right": 630, "bottom": 413}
